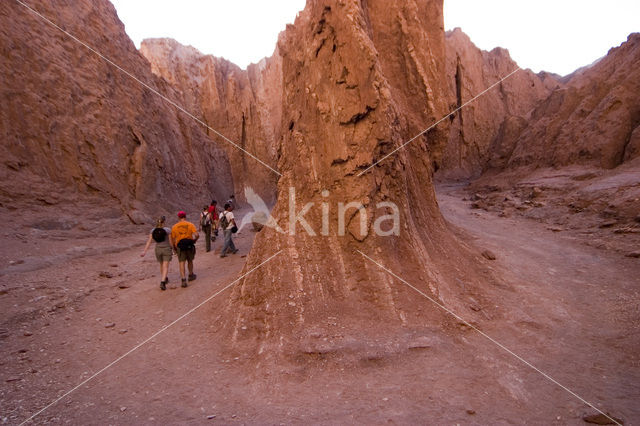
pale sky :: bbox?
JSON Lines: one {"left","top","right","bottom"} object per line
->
{"left": 444, "top": 1, "right": 640, "bottom": 75}
{"left": 110, "top": 0, "right": 639, "bottom": 76}
{"left": 110, "top": 0, "right": 306, "bottom": 68}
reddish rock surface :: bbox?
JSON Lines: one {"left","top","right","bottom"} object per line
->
{"left": 221, "top": 0, "right": 496, "bottom": 359}
{"left": 461, "top": 159, "right": 640, "bottom": 257}
{"left": 507, "top": 33, "right": 640, "bottom": 169}
{"left": 0, "top": 0, "right": 233, "bottom": 221}
{"left": 1, "top": 0, "right": 639, "bottom": 424}
{"left": 140, "top": 38, "right": 281, "bottom": 205}
{"left": 439, "top": 28, "right": 562, "bottom": 179}
{"left": 439, "top": 30, "right": 640, "bottom": 178}
{"left": 446, "top": 33, "right": 640, "bottom": 241}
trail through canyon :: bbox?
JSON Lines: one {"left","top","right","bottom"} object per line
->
{"left": 1, "top": 193, "right": 637, "bottom": 425}
{"left": 1, "top": 1, "right": 639, "bottom": 424}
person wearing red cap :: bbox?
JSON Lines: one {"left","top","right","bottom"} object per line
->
{"left": 171, "top": 211, "right": 199, "bottom": 287}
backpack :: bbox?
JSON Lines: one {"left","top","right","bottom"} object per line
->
{"left": 219, "top": 212, "right": 230, "bottom": 230}
{"left": 152, "top": 227, "right": 166, "bottom": 243}
{"left": 200, "top": 211, "right": 211, "bottom": 227}
{"left": 177, "top": 238, "right": 195, "bottom": 250}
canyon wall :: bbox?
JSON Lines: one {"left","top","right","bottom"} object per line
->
{"left": 0, "top": 0, "right": 233, "bottom": 220}
{"left": 222, "top": 0, "right": 494, "bottom": 359}
{"left": 438, "top": 28, "right": 562, "bottom": 179}
{"left": 4, "top": 0, "right": 636, "bottom": 361}
{"left": 140, "top": 38, "right": 281, "bottom": 206}
{"left": 439, "top": 30, "right": 640, "bottom": 178}
{"left": 507, "top": 33, "right": 640, "bottom": 169}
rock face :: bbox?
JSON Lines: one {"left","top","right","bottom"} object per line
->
{"left": 438, "top": 28, "right": 562, "bottom": 179}
{"left": 439, "top": 30, "right": 640, "bottom": 178}
{"left": 140, "top": 38, "right": 281, "bottom": 206}
{"left": 222, "top": 0, "right": 493, "bottom": 359}
{"left": 10, "top": 0, "right": 637, "bottom": 365}
{"left": 507, "top": 33, "right": 640, "bottom": 169}
{"left": 0, "top": 0, "right": 233, "bottom": 219}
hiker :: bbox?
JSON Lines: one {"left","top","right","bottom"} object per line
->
{"left": 199, "top": 205, "right": 212, "bottom": 252}
{"left": 140, "top": 216, "right": 173, "bottom": 291}
{"left": 171, "top": 211, "right": 199, "bottom": 287}
{"left": 219, "top": 203, "right": 238, "bottom": 258}
{"left": 227, "top": 195, "right": 236, "bottom": 209}
{"left": 208, "top": 200, "right": 219, "bottom": 241}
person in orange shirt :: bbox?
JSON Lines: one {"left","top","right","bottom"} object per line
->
{"left": 171, "top": 211, "right": 199, "bottom": 288}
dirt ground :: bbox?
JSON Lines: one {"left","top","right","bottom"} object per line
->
{"left": 1, "top": 187, "right": 639, "bottom": 425}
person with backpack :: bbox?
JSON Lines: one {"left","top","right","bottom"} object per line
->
{"left": 219, "top": 203, "right": 239, "bottom": 258}
{"left": 199, "top": 205, "right": 212, "bottom": 252}
{"left": 171, "top": 211, "right": 199, "bottom": 288}
{"left": 140, "top": 216, "right": 173, "bottom": 291}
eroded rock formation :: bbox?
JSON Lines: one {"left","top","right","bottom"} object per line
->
{"left": 140, "top": 38, "right": 281, "bottom": 205}
{"left": 507, "top": 33, "right": 640, "bottom": 169}
{"left": 222, "top": 0, "right": 495, "bottom": 359}
{"left": 438, "top": 30, "right": 640, "bottom": 178}
{"left": 5, "top": 0, "right": 636, "bottom": 364}
{"left": 0, "top": 0, "right": 233, "bottom": 220}
{"left": 439, "top": 28, "right": 562, "bottom": 179}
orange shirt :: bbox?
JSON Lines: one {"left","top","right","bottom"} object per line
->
{"left": 171, "top": 221, "right": 197, "bottom": 246}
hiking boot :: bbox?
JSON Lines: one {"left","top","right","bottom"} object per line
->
{"left": 188, "top": 274, "right": 197, "bottom": 281}
{"left": 232, "top": 249, "right": 239, "bottom": 254}
{"left": 160, "top": 280, "right": 166, "bottom": 291}
{"left": 181, "top": 279, "right": 188, "bottom": 288}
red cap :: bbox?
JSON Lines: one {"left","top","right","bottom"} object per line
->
{"left": 177, "top": 211, "right": 186, "bottom": 218}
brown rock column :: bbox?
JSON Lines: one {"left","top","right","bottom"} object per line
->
{"left": 223, "top": 0, "right": 489, "bottom": 360}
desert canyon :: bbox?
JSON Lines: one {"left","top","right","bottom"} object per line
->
{"left": 0, "top": 0, "right": 638, "bottom": 424}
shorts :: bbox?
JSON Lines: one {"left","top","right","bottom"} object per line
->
{"left": 177, "top": 246, "right": 196, "bottom": 262}
{"left": 155, "top": 245, "right": 172, "bottom": 262}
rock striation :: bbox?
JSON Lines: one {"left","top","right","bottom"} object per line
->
{"left": 140, "top": 39, "right": 281, "bottom": 205}
{"left": 5, "top": 0, "right": 637, "bottom": 363}
{"left": 221, "top": 0, "right": 494, "bottom": 359}
{"left": 0, "top": 0, "right": 233, "bottom": 220}
{"left": 438, "top": 28, "right": 562, "bottom": 179}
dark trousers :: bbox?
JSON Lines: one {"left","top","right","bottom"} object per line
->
{"left": 203, "top": 225, "right": 211, "bottom": 252}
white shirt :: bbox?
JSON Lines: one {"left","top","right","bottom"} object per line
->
{"left": 221, "top": 211, "right": 235, "bottom": 230}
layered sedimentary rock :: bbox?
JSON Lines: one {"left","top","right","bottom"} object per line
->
{"left": 140, "top": 38, "right": 281, "bottom": 205}
{"left": 438, "top": 28, "right": 561, "bottom": 179}
{"left": 222, "top": 0, "right": 494, "bottom": 358}
{"left": 507, "top": 33, "right": 640, "bottom": 169}
{"left": 0, "top": 0, "right": 232, "bottom": 219}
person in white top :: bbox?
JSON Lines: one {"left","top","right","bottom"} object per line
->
{"left": 219, "top": 203, "right": 238, "bottom": 258}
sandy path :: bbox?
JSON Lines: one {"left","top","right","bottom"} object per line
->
{"left": 0, "top": 224, "right": 256, "bottom": 424}
{"left": 1, "top": 191, "right": 639, "bottom": 424}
